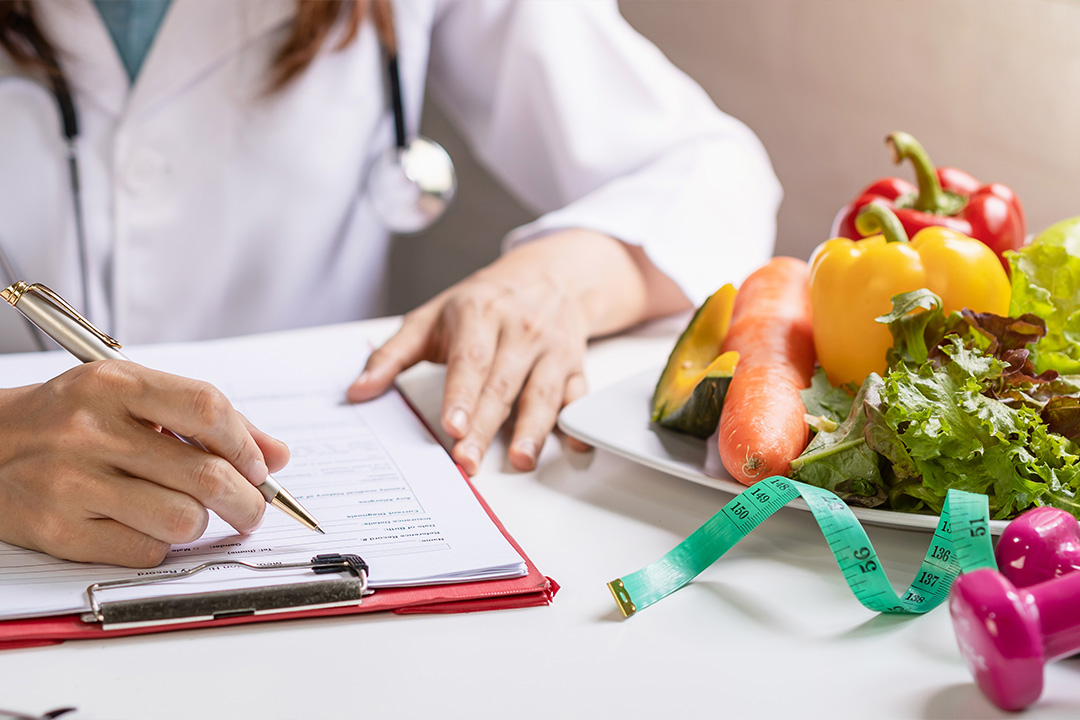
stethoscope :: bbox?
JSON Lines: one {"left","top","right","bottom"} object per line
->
{"left": 365, "top": 0, "right": 457, "bottom": 233}
{"left": 0, "top": 0, "right": 456, "bottom": 347}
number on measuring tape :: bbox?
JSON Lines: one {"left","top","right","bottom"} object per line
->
{"left": 606, "top": 476, "right": 996, "bottom": 618}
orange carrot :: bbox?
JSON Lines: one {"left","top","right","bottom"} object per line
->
{"left": 717, "top": 256, "right": 816, "bottom": 485}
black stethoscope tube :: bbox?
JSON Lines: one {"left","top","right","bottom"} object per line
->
{"left": 10, "top": 12, "right": 93, "bottom": 326}
{"left": 386, "top": 55, "right": 407, "bottom": 151}
{"left": 0, "top": 1, "right": 452, "bottom": 351}
{"left": 15, "top": 17, "right": 78, "bottom": 141}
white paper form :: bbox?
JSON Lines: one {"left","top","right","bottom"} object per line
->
{"left": 0, "top": 323, "right": 526, "bottom": 620}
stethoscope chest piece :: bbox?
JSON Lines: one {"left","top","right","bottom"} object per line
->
{"left": 368, "top": 135, "right": 456, "bottom": 235}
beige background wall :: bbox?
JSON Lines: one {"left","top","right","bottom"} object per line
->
{"left": 388, "top": 0, "right": 1080, "bottom": 314}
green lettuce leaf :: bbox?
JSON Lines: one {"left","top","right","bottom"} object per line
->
{"left": 790, "top": 374, "right": 887, "bottom": 507}
{"left": 878, "top": 289, "right": 955, "bottom": 367}
{"left": 795, "top": 287, "right": 1080, "bottom": 520}
{"left": 874, "top": 337, "right": 1080, "bottom": 519}
{"left": 800, "top": 367, "right": 855, "bottom": 427}
{"left": 1008, "top": 217, "right": 1080, "bottom": 374}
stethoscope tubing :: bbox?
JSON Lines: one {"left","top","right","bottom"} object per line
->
{"left": 0, "top": 1, "right": 455, "bottom": 352}
{"left": 4, "top": 12, "right": 93, "bottom": 324}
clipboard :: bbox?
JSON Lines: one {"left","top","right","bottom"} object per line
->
{"left": 0, "top": 467, "right": 557, "bottom": 651}
{"left": 0, "top": 324, "right": 559, "bottom": 650}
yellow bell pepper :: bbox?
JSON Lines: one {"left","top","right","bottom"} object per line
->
{"left": 809, "top": 203, "right": 1010, "bottom": 388}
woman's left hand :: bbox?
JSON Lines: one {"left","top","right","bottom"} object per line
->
{"left": 347, "top": 229, "right": 690, "bottom": 474}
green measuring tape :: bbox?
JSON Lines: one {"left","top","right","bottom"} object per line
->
{"left": 608, "top": 475, "right": 996, "bottom": 617}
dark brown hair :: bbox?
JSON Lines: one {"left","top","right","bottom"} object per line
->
{"left": 0, "top": 0, "right": 367, "bottom": 92}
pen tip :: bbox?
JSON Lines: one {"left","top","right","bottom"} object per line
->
{"left": 314, "top": 526, "right": 326, "bottom": 535}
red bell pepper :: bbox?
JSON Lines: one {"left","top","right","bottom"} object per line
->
{"left": 830, "top": 132, "right": 1026, "bottom": 270}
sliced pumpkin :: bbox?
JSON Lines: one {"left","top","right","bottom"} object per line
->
{"left": 651, "top": 283, "right": 739, "bottom": 438}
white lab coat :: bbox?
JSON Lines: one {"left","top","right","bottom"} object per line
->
{"left": 0, "top": 0, "right": 781, "bottom": 354}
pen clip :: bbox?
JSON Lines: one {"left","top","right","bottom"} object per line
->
{"left": 25, "top": 283, "right": 122, "bottom": 350}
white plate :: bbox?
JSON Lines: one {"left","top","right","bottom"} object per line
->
{"left": 558, "top": 368, "right": 1008, "bottom": 535}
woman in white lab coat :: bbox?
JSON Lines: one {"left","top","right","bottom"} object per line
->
{"left": 0, "top": 0, "right": 780, "bottom": 565}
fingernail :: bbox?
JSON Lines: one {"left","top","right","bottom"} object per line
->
{"left": 248, "top": 459, "right": 269, "bottom": 484}
{"left": 347, "top": 373, "right": 371, "bottom": 402}
{"left": 248, "top": 510, "right": 265, "bottom": 535}
{"left": 448, "top": 408, "right": 469, "bottom": 435}
{"left": 459, "top": 443, "right": 481, "bottom": 470}
{"left": 513, "top": 439, "right": 538, "bottom": 466}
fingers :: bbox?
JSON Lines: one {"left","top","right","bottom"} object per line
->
{"left": 0, "top": 362, "right": 290, "bottom": 566}
{"left": 68, "top": 361, "right": 271, "bottom": 534}
{"left": 453, "top": 342, "right": 589, "bottom": 475}
{"left": 439, "top": 304, "right": 499, "bottom": 442}
{"left": 506, "top": 358, "right": 589, "bottom": 470}
{"left": 348, "top": 311, "right": 438, "bottom": 403}
{"left": 449, "top": 333, "right": 532, "bottom": 474}
{"left": 504, "top": 354, "right": 577, "bottom": 470}
{"left": 347, "top": 270, "right": 593, "bottom": 475}
{"left": 45, "top": 518, "right": 173, "bottom": 568}
{"left": 109, "top": 424, "right": 265, "bottom": 535}
{"left": 241, "top": 414, "right": 290, "bottom": 473}
{"left": 11, "top": 468, "right": 176, "bottom": 566}
{"left": 81, "top": 361, "right": 269, "bottom": 488}
{"left": 82, "top": 471, "right": 210, "bottom": 545}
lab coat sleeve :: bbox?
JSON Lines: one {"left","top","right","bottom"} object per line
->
{"left": 425, "top": 0, "right": 782, "bottom": 306}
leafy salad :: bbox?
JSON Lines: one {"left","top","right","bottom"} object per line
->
{"left": 791, "top": 217, "right": 1080, "bottom": 520}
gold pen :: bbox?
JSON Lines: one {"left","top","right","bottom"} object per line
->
{"left": 0, "top": 281, "right": 324, "bottom": 534}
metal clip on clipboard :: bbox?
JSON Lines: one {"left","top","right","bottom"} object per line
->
{"left": 81, "top": 554, "right": 370, "bottom": 630}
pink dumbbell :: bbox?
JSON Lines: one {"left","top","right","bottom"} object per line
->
{"left": 996, "top": 506, "right": 1080, "bottom": 587}
{"left": 949, "top": 567, "right": 1080, "bottom": 711}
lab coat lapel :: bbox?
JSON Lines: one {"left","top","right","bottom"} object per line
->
{"left": 126, "top": 0, "right": 296, "bottom": 120}
{"left": 34, "top": 0, "right": 128, "bottom": 119}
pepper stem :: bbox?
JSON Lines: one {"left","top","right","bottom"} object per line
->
{"left": 855, "top": 203, "right": 910, "bottom": 243}
{"left": 887, "top": 131, "right": 946, "bottom": 214}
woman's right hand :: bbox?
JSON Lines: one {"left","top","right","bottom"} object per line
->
{"left": 0, "top": 360, "right": 289, "bottom": 567}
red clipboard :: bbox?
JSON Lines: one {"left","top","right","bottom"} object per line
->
{"left": 0, "top": 467, "right": 557, "bottom": 651}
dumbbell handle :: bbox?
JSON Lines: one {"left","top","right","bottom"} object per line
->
{"left": 950, "top": 567, "right": 1080, "bottom": 711}
{"left": 1027, "top": 568, "right": 1080, "bottom": 660}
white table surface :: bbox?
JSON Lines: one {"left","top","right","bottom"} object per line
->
{"left": 2, "top": 315, "right": 1079, "bottom": 720}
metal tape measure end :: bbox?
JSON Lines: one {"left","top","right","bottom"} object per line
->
{"left": 608, "top": 579, "right": 637, "bottom": 618}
